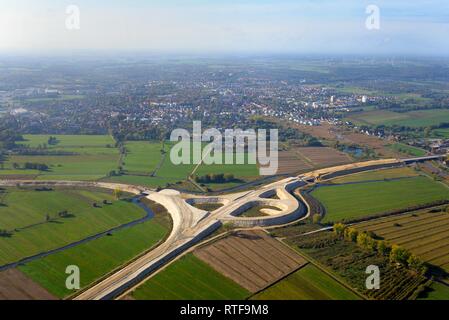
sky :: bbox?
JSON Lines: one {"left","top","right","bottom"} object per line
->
{"left": 0, "top": 0, "right": 448, "bottom": 56}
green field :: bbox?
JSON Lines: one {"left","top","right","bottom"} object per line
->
{"left": 3, "top": 135, "right": 119, "bottom": 180}
{"left": 418, "top": 282, "right": 449, "bottom": 300}
{"left": 312, "top": 176, "right": 449, "bottom": 223}
{"left": 348, "top": 109, "right": 449, "bottom": 127}
{"left": 432, "top": 128, "right": 449, "bottom": 138}
{"left": 112, "top": 141, "right": 195, "bottom": 187}
{"left": 154, "top": 143, "right": 259, "bottom": 187}
{"left": 251, "top": 264, "right": 360, "bottom": 300}
{"left": 123, "top": 141, "right": 164, "bottom": 174}
{"left": 0, "top": 187, "right": 146, "bottom": 265}
{"left": 331, "top": 167, "right": 419, "bottom": 184}
{"left": 195, "top": 152, "right": 259, "bottom": 178}
{"left": 131, "top": 254, "right": 250, "bottom": 300}
{"left": 388, "top": 143, "right": 427, "bottom": 157}
{"left": 19, "top": 210, "right": 170, "bottom": 298}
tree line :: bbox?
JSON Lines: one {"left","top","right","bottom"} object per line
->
{"left": 333, "top": 223, "right": 426, "bottom": 274}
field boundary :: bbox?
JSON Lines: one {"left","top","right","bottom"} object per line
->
{"left": 246, "top": 262, "right": 310, "bottom": 299}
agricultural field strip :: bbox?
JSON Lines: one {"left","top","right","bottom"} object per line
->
{"left": 357, "top": 211, "right": 448, "bottom": 230}
{"left": 368, "top": 215, "right": 449, "bottom": 238}
{"left": 331, "top": 167, "right": 419, "bottom": 184}
{"left": 419, "top": 243, "right": 449, "bottom": 260}
{"left": 135, "top": 257, "right": 225, "bottom": 300}
{"left": 277, "top": 151, "right": 313, "bottom": 174}
{"left": 239, "top": 238, "right": 300, "bottom": 274}
{"left": 431, "top": 258, "right": 449, "bottom": 269}
{"left": 358, "top": 213, "right": 449, "bottom": 241}
{"left": 216, "top": 239, "right": 286, "bottom": 281}
{"left": 326, "top": 176, "right": 416, "bottom": 187}
{"left": 250, "top": 264, "right": 358, "bottom": 300}
{"left": 389, "top": 221, "right": 449, "bottom": 244}
{"left": 157, "top": 259, "right": 235, "bottom": 299}
{"left": 224, "top": 237, "right": 299, "bottom": 275}
{"left": 195, "top": 247, "right": 265, "bottom": 291}
{"left": 358, "top": 212, "right": 449, "bottom": 269}
{"left": 403, "top": 232, "right": 449, "bottom": 252}
{"left": 206, "top": 241, "right": 277, "bottom": 288}
{"left": 358, "top": 215, "right": 449, "bottom": 251}
{"left": 129, "top": 254, "right": 250, "bottom": 300}
{"left": 194, "top": 232, "right": 306, "bottom": 292}
{"left": 294, "top": 150, "right": 315, "bottom": 167}
{"left": 313, "top": 175, "right": 449, "bottom": 223}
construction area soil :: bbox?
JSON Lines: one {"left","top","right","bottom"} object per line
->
{"left": 194, "top": 230, "right": 307, "bottom": 292}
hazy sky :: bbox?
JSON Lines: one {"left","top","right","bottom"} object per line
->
{"left": 1, "top": 0, "right": 448, "bottom": 55}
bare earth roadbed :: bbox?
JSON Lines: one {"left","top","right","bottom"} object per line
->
{"left": 194, "top": 230, "right": 307, "bottom": 292}
{"left": 0, "top": 269, "right": 56, "bottom": 300}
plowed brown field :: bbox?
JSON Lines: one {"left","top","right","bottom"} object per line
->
{"left": 297, "top": 147, "right": 352, "bottom": 168}
{"left": 277, "top": 151, "right": 313, "bottom": 174}
{"left": 194, "top": 230, "right": 307, "bottom": 292}
{"left": 0, "top": 269, "right": 56, "bottom": 300}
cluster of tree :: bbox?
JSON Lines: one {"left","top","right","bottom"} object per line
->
{"left": 13, "top": 162, "right": 49, "bottom": 171}
{"left": 57, "top": 210, "right": 72, "bottom": 218}
{"left": 334, "top": 223, "right": 426, "bottom": 274}
{"left": 47, "top": 136, "right": 59, "bottom": 145}
{"left": 193, "top": 173, "right": 235, "bottom": 184}
{"left": 108, "top": 170, "right": 121, "bottom": 177}
{"left": 0, "top": 229, "right": 12, "bottom": 237}
{"left": 312, "top": 213, "right": 322, "bottom": 224}
{"left": 0, "top": 128, "right": 24, "bottom": 150}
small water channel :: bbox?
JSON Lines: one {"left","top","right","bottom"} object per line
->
{"left": 0, "top": 195, "right": 154, "bottom": 272}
